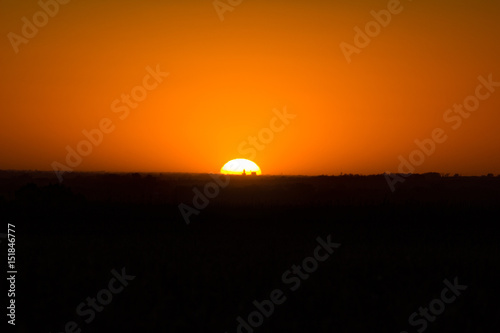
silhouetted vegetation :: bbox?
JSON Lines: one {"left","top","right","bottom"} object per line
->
{"left": 1, "top": 170, "right": 499, "bottom": 332}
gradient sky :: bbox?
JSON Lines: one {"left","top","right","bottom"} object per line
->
{"left": 1, "top": 0, "right": 499, "bottom": 175}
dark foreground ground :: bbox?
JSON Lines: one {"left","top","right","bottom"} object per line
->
{"left": 0, "top": 171, "right": 499, "bottom": 332}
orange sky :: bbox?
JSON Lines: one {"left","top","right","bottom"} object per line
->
{"left": 1, "top": 0, "right": 499, "bottom": 176}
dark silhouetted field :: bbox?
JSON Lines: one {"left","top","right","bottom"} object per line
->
{"left": 1, "top": 171, "right": 499, "bottom": 332}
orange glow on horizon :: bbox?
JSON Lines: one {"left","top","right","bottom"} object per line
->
{"left": 1, "top": 0, "right": 500, "bottom": 176}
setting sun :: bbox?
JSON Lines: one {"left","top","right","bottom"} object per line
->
{"left": 221, "top": 159, "right": 262, "bottom": 175}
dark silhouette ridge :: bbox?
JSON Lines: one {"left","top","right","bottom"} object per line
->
{"left": 0, "top": 170, "right": 498, "bottom": 332}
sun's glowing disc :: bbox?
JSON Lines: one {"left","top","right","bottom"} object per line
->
{"left": 220, "top": 159, "right": 262, "bottom": 175}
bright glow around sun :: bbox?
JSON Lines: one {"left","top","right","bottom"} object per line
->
{"left": 221, "top": 159, "right": 262, "bottom": 175}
